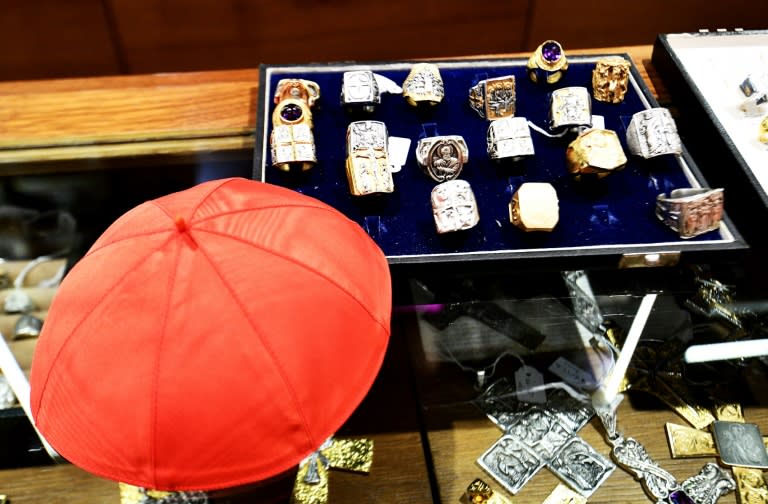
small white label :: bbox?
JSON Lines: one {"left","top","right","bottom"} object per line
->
{"left": 515, "top": 365, "right": 546, "bottom": 403}
{"left": 548, "top": 357, "right": 595, "bottom": 389}
{"left": 388, "top": 136, "right": 411, "bottom": 172}
{"left": 591, "top": 115, "right": 606, "bottom": 130}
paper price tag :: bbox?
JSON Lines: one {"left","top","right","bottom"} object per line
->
{"left": 548, "top": 357, "right": 596, "bottom": 389}
{"left": 388, "top": 137, "right": 411, "bottom": 172}
{"left": 591, "top": 115, "right": 606, "bottom": 130}
{"left": 515, "top": 365, "right": 546, "bottom": 403}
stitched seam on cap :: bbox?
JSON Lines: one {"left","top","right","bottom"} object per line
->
{"left": 193, "top": 241, "right": 317, "bottom": 451}
{"left": 195, "top": 227, "right": 390, "bottom": 337}
{"left": 32, "top": 233, "right": 177, "bottom": 436}
{"left": 148, "top": 233, "right": 181, "bottom": 488}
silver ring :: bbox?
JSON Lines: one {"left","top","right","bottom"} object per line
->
{"left": 626, "top": 107, "right": 682, "bottom": 159}
{"left": 14, "top": 313, "right": 43, "bottom": 340}
{"left": 341, "top": 71, "right": 381, "bottom": 112}
{"left": 487, "top": 117, "right": 534, "bottom": 161}
{"left": 0, "top": 377, "right": 16, "bottom": 409}
{"left": 655, "top": 188, "right": 724, "bottom": 239}
{"left": 549, "top": 87, "right": 592, "bottom": 132}
{"left": 4, "top": 289, "right": 35, "bottom": 314}
{"left": 739, "top": 72, "right": 768, "bottom": 116}
{"left": 431, "top": 180, "right": 480, "bottom": 234}
{"left": 345, "top": 120, "right": 393, "bottom": 196}
{"left": 740, "top": 72, "right": 768, "bottom": 103}
{"left": 468, "top": 75, "right": 516, "bottom": 120}
{"left": 416, "top": 135, "right": 469, "bottom": 182}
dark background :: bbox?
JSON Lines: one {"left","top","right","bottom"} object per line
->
{"left": 2, "top": 0, "right": 767, "bottom": 81}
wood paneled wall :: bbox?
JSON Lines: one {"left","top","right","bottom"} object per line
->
{"left": 1, "top": 0, "right": 767, "bottom": 81}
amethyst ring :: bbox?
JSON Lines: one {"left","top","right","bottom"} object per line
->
{"left": 526, "top": 40, "right": 568, "bottom": 84}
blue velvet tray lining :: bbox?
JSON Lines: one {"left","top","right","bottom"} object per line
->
{"left": 253, "top": 56, "right": 740, "bottom": 264}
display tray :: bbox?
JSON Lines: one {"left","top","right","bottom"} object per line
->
{"left": 652, "top": 31, "right": 768, "bottom": 249}
{"left": 252, "top": 56, "right": 745, "bottom": 271}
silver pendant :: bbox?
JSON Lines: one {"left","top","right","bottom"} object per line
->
{"left": 548, "top": 436, "right": 615, "bottom": 497}
{"left": 476, "top": 380, "right": 615, "bottom": 497}
{"left": 477, "top": 435, "right": 546, "bottom": 495}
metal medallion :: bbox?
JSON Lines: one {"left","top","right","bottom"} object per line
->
{"left": 548, "top": 436, "right": 615, "bottom": 497}
{"left": 477, "top": 435, "right": 546, "bottom": 495}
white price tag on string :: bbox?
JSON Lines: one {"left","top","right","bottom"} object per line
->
{"left": 515, "top": 365, "right": 546, "bottom": 403}
{"left": 388, "top": 137, "right": 411, "bottom": 173}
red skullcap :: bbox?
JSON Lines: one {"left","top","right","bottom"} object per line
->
{"left": 30, "top": 178, "right": 391, "bottom": 491}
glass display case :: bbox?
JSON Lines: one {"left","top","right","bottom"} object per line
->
{"left": 0, "top": 46, "right": 765, "bottom": 504}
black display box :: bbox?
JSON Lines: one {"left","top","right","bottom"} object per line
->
{"left": 653, "top": 31, "right": 768, "bottom": 250}
{"left": 252, "top": 56, "right": 746, "bottom": 275}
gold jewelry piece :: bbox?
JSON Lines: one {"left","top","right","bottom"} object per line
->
{"left": 527, "top": 40, "right": 568, "bottom": 84}
{"left": 549, "top": 87, "right": 592, "bottom": 132}
{"left": 402, "top": 63, "right": 444, "bottom": 106}
{"left": 118, "top": 483, "right": 208, "bottom": 504}
{"left": 592, "top": 57, "right": 631, "bottom": 104}
{"left": 732, "top": 466, "right": 768, "bottom": 504}
{"left": 292, "top": 437, "right": 373, "bottom": 504}
{"left": 541, "top": 483, "right": 587, "bottom": 504}
{"left": 345, "top": 120, "right": 394, "bottom": 196}
{"left": 759, "top": 115, "right": 768, "bottom": 144}
{"left": 468, "top": 75, "right": 516, "bottom": 120}
{"left": 666, "top": 422, "right": 718, "bottom": 458}
{"left": 416, "top": 135, "right": 469, "bottom": 182}
{"left": 655, "top": 188, "right": 724, "bottom": 239}
{"left": 431, "top": 180, "right": 480, "bottom": 234}
{"left": 509, "top": 182, "right": 559, "bottom": 232}
{"left": 565, "top": 129, "right": 627, "bottom": 180}
{"left": 466, "top": 478, "right": 513, "bottom": 504}
{"left": 270, "top": 78, "right": 321, "bottom": 172}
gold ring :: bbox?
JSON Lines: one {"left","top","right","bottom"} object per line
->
{"left": 345, "top": 120, "right": 394, "bottom": 196}
{"left": 270, "top": 78, "right": 321, "bottom": 172}
{"left": 402, "top": 63, "right": 444, "bottom": 107}
{"left": 592, "top": 57, "right": 631, "bottom": 104}
{"left": 526, "top": 40, "right": 568, "bottom": 84}
{"left": 565, "top": 129, "right": 627, "bottom": 180}
{"left": 509, "top": 182, "right": 559, "bottom": 232}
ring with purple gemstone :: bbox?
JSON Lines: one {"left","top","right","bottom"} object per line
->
{"left": 270, "top": 78, "right": 321, "bottom": 172}
{"left": 526, "top": 40, "right": 568, "bottom": 84}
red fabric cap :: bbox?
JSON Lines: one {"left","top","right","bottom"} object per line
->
{"left": 30, "top": 178, "right": 391, "bottom": 491}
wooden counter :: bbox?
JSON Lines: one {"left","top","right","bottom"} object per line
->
{"left": 0, "top": 46, "right": 663, "bottom": 170}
